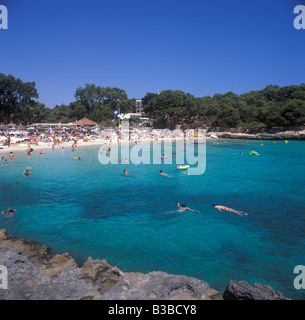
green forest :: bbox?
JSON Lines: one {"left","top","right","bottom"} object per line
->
{"left": 1, "top": 73, "right": 305, "bottom": 128}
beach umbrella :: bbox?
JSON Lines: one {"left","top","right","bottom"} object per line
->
{"left": 6, "top": 123, "right": 17, "bottom": 130}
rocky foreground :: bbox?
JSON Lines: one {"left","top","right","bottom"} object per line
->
{"left": 0, "top": 229, "right": 290, "bottom": 300}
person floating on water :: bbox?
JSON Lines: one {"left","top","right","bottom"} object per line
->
{"left": 212, "top": 204, "right": 247, "bottom": 216}
{"left": 1, "top": 208, "right": 16, "bottom": 215}
{"left": 177, "top": 203, "right": 198, "bottom": 212}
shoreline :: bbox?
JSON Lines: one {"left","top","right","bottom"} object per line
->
{"left": 0, "top": 228, "right": 290, "bottom": 300}
{"left": 0, "top": 138, "right": 185, "bottom": 154}
{"left": 207, "top": 132, "right": 305, "bottom": 140}
{"left": 1, "top": 131, "right": 304, "bottom": 156}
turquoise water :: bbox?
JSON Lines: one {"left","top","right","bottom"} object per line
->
{"left": 0, "top": 140, "right": 305, "bottom": 299}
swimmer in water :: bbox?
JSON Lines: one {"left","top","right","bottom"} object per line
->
{"left": 212, "top": 204, "right": 247, "bottom": 216}
{"left": 124, "top": 169, "right": 128, "bottom": 175}
{"left": 177, "top": 203, "right": 198, "bottom": 212}
{"left": 23, "top": 169, "right": 31, "bottom": 176}
{"left": 159, "top": 170, "right": 169, "bottom": 177}
{"left": 1, "top": 208, "right": 16, "bottom": 215}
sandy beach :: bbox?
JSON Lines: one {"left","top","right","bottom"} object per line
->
{"left": 0, "top": 136, "right": 189, "bottom": 156}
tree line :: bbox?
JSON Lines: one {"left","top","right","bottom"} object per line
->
{"left": 0, "top": 74, "right": 135, "bottom": 126}
{"left": 142, "top": 85, "right": 305, "bottom": 128}
{"left": 1, "top": 73, "right": 305, "bottom": 128}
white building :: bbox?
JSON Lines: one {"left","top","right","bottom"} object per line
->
{"left": 136, "top": 99, "right": 144, "bottom": 114}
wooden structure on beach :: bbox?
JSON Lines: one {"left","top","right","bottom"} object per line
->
{"left": 73, "top": 118, "right": 99, "bottom": 127}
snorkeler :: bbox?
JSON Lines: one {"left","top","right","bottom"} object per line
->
{"left": 212, "top": 204, "right": 247, "bottom": 216}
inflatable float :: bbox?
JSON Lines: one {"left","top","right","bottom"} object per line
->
{"left": 177, "top": 165, "right": 190, "bottom": 170}
{"left": 249, "top": 151, "right": 260, "bottom": 156}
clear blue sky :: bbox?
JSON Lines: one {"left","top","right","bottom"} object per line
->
{"left": 0, "top": 0, "right": 304, "bottom": 108}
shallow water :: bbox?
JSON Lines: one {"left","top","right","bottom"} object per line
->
{"left": 0, "top": 140, "right": 304, "bottom": 299}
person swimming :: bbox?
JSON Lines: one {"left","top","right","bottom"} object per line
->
{"left": 159, "top": 170, "right": 169, "bottom": 177}
{"left": 124, "top": 169, "right": 128, "bottom": 175}
{"left": 177, "top": 203, "right": 198, "bottom": 212}
{"left": 212, "top": 204, "right": 247, "bottom": 216}
{"left": 1, "top": 208, "right": 16, "bottom": 215}
{"left": 23, "top": 169, "right": 31, "bottom": 176}
{"left": 164, "top": 203, "right": 199, "bottom": 214}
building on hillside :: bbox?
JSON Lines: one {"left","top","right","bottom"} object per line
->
{"left": 136, "top": 99, "right": 144, "bottom": 114}
{"left": 118, "top": 113, "right": 142, "bottom": 120}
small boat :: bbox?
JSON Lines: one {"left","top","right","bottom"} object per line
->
{"left": 210, "top": 134, "right": 218, "bottom": 139}
{"left": 177, "top": 165, "right": 190, "bottom": 170}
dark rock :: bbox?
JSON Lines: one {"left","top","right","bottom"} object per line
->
{"left": 0, "top": 229, "right": 290, "bottom": 300}
{"left": 82, "top": 257, "right": 123, "bottom": 294}
{"left": 223, "top": 280, "right": 290, "bottom": 300}
{"left": 99, "top": 271, "right": 220, "bottom": 300}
